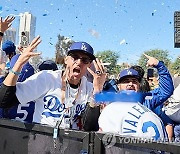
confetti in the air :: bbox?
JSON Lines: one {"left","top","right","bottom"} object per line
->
{"left": 120, "top": 39, "right": 126, "bottom": 45}
{"left": 0, "top": 6, "right": 2, "bottom": 14}
{"left": 88, "top": 29, "right": 100, "bottom": 38}
{"left": 152, "top": 9, "right": 157, "bottom": 16}
{"left": 115, "top": 0, "right": 119, "bottom": 4}
{"left": 43, "top": 10, "right": 49, "bottom": 16}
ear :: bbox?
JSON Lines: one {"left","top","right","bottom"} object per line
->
{"left": 64, "top": 56, "right": 68, "bottom": 65}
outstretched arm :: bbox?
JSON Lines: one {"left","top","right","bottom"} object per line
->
{"left": 143, "top": 54, "right": 174, "bottom": 109}
{"left": 0, "top": 36, "right": 41, "bottom": 108}
{"left": 3, "top": 36, "right": 41, "bottom": 86}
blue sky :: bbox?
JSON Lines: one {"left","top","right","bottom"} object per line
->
{"left": 0, "top": 0, "right": 180, "bottom": 64}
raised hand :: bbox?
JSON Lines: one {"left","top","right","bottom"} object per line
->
{"left": 87, "top": 58, "right": 107, "bottom": 93}
{"left": 0, "top": 16, "right": 15, "bottom": 33}
{"left": 61, "top": 66, "right": 70, "bottom": 90}
{"left": 144, "top": 53, "right": 159, "bottom": 67}
{"left": 17, "top": 36, "right": 42, "bottom": 66}
{"left": 3, "top": 36, "right": 41, "bottom": 86}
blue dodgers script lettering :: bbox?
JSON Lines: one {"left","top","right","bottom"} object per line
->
{"left": 42, "top": 95, "right": 65, "bottom": 118}
{"left": 123, "top": 105, "right": 145, "bottom": 133}
{"left": 142, "top": 121, "right": 160, "bottom": 140}
{"left": 73, "top": 104, "right": 86, "bottom": 120}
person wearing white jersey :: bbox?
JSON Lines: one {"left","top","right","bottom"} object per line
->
{"left": 0, "top": 36, "right": 106, "bottom": 130}
{"left": 98, "top": 54, "right": 173, "bottom": 141}
{"left": 99, "top": 97, "right": 166, "bottom": 141}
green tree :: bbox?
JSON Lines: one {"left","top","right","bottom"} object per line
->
{"left": 96, "top": 50, "right": 120, "bottom": 75}
{"left": 138, "top": 49, "right": 171, "bottom": 70}
{"left": 55, "top": 34, "right": 74, "bottom": 65}
{"left": 171, "top": 56, "right": 180, "bottom": 74}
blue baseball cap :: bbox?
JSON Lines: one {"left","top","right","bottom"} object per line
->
{"left": 118, "top": 68, "right": 141, "bottom": 83}
{"left": 38, "top": 60, "right": 58, "bottom": 71}
{"left": 68, "top": 42, "right": 95, "bottom": 60}
{"left": 2, "top": 40, "right": 16, "bottom": 55}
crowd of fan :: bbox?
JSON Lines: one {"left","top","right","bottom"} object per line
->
{"left": 0, "top": 15, "right": 180, "bottom": 143}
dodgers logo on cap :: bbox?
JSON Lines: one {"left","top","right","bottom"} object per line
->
{"left": 81, "top": 43, "right": 88, "bottom": 51}
{"left": 127, "top": 70, "right": 133, "bottom": 75}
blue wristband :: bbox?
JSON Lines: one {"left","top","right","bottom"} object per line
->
{"left": 10, "top": 69, "right": 22, "bottom": 76}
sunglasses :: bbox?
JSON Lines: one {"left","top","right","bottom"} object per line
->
{"left": 119, "top": 78, "right": 139, "bottom": 84}
{"left": 69, "top": 53, "right": 92, "bottom": 64}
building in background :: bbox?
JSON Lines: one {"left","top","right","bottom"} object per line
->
{"left": 18, "top": 12, "right": 36, "bottom": 47}
{"left": 2, "top": 27, "right": 16, "bottom": 44}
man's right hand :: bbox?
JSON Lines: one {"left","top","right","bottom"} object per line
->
{"left": 144, "top": 53, "right": 159, "bottom": 67}
{"left": 16, "top": 36, "right": 42, "bottom": 66}
{"left": 3, "top": 36, "right": 42, "bottom": 86}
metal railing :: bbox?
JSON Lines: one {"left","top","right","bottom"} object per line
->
{"left": 0, "top": 119, "right": 180, "bottom": 154}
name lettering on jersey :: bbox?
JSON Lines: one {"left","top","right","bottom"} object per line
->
{"left": 122, "top": 104, "right": 162, "bottom": 140}
{"left": 42, "top": 95, "right": 65, "bottom": 118}
{"left": 122, "top": 104, "right": 146, "bottom": 133}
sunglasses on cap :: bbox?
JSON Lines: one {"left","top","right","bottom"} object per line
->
{"left": 69, "top": 53, "right": 93, "bottom": 64}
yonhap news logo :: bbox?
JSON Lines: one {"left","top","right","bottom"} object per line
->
{"left": 102, "top": 133, "right": 170, "bottom": 147}
{"left": 102, "top": 133, "right": 116, "bottom": 148}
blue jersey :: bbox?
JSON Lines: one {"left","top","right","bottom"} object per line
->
{"left": 3, "top": 102, "right": 35, "bottom": 123}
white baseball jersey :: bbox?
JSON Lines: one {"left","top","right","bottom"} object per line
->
{"left": 99, "top": 102, "right": 166, "bottom": 141}
{"left": 16, "top": 70, "right": 93, "bottom": 129}
{"left": 165, "top": 84, "right": 180, "bottom": 123}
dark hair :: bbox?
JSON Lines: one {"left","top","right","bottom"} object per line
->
{"left": 139, "top": 78, "right": 150, "bottom": 92}
{"left": 103, "top": 79, "right": 118, "bottom": 92}
{"left": 130, "top": 65, "right": 144, "bottom": 78}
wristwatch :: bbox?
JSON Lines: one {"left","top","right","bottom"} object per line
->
{"left": 0, "top": 32, "right": 4, "bottom": 37}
